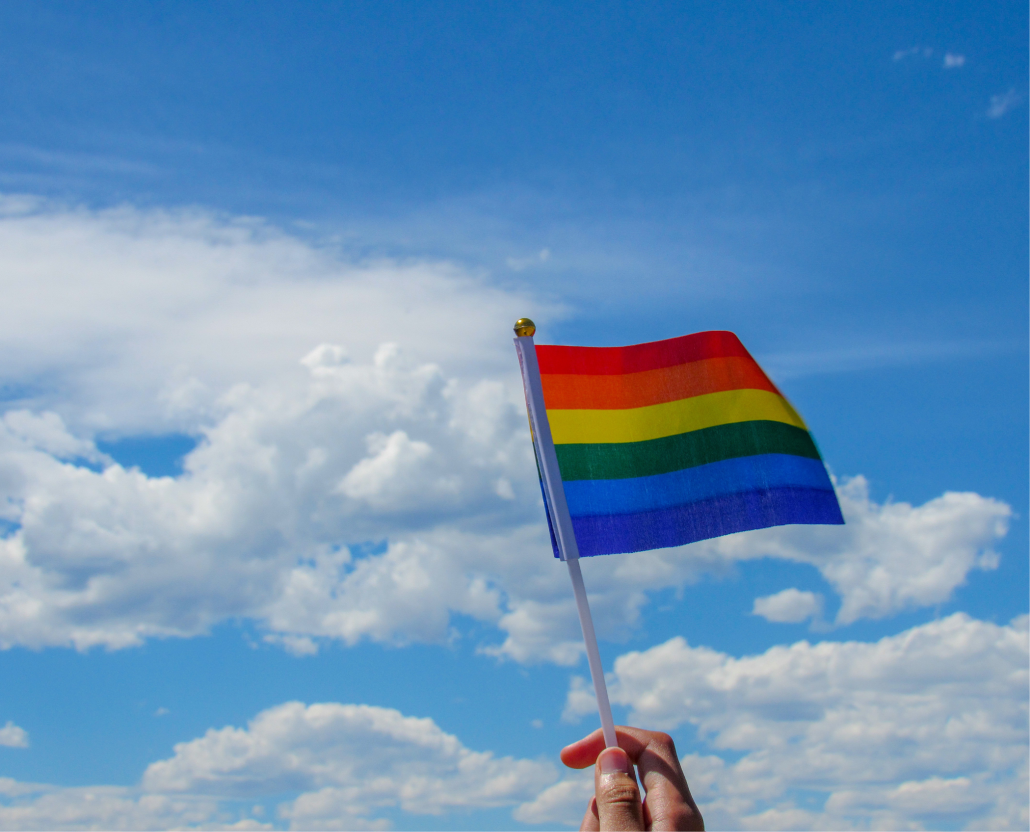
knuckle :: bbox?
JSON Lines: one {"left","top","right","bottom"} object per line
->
{"left": 666, "top": 805, "right": 702, "bottom": 831}
{"left": 599, "top": 779, "right": 641, "bottom": 807}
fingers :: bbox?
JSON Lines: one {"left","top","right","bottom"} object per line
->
{"left": 561, "top": 725, "right": 674, "bottom": 768}
{"left": 560, "top": 726, "right": 608, "bottom": 769}
{"left": 562, "top": 726, "right": 704, "bottom": 831}
{"left": 593, "top": 747, "right": 645, "bottom": 831}
{"left": 579, "top": 796, "right": 600, "bottom": 832}
{"left": 631, "top": 732, "right": 703, "bottom": 831}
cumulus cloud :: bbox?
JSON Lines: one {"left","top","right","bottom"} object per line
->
{"left": 0, "top": 355, "right": 1011, "bottom": 657}
{"left": 488, "top": 474, "right": 1009, "bottom": 662}
{"left": 0, "top": 200, "right": 1013, "bottom": 661}
{"left": 556, "top": 613, "right": 1029, "bottom": 830}
{"left": 0, "top": 341, "right": 539, "bottom": 651}
{"left": 0, "top": 722, "right": 27, "bottom": 749}
{"left": 0, "top": 701, "right": 555, "bottom": 830}
{"left": 943, "top": 52, "right": 966, "bottom": 68}
{"left": 751, "top": 588, "right": 821, "bottom": 623}
{"left": 145, "top": 702, "right": 554, "bottom": 822}
{"left": 716, "top": 475, "right": 1009, "bottom": 625}
{"left": 514, "top": 772, "right": 593, "bottom": 826}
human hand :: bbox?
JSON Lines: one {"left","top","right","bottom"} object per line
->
{"left": 560, "top": 726, "right": 703, "bottom": 831}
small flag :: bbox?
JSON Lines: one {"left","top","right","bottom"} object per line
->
{"left": 535, "top": 330, "right": 844, "bottom": 557}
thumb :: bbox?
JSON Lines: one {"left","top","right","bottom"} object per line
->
{"left": 594, "top": 747, "right": 644, "bottom": 831}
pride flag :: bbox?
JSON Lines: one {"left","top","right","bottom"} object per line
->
{"left": 534, "top": 331, "right": 844, "bottom": 557}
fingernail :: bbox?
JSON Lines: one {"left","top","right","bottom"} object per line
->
{"left": 598, "top": 747, "right": 632, "bottom": 775}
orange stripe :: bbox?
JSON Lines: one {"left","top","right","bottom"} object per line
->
{"left": 540, "top": 355, "right": 781, "bottom": 410}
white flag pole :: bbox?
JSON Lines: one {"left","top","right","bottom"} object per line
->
{"left": 514, "top": 318, "right": 618, "bottom": 749}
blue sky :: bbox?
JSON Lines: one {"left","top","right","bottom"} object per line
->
{"left": 0, "top": 2, "right": 1026, "bottom": 829}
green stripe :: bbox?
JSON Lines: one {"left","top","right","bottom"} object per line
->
{"left": 555, "top": 420, "right": 823, "bottom": 481}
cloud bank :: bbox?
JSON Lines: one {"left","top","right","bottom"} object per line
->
{"left": 0, "top": 198, "right": 1023, "bottom": 830}
{"left": 0, "top": 388, "right": 1009, "bottom": 660}
{"left": 0, "top": 701, "right": 555, "bottom": 830}
{"left": 3, "top": 613, "right": 1023, "bottom": 830}
{"left": 0, "top": 199, "right": 1012, "bottom": 663}
{"left": 555, "top": 613, "right": 1029, "bottom": 830}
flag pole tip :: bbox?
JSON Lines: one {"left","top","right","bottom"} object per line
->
{"left": 514, "top": 318, "right": 536, "bottom": 337}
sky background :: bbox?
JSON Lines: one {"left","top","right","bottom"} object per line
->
{"left": 0, "top": 2, "right": 1026, "bottom": 829}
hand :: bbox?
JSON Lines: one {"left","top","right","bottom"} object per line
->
{"left": 561, "top": 726, "right": 703, "bottom": 831}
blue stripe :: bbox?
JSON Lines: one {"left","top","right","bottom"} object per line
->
{"left": 571, "top": 486, "right": 845, "bottom": 557}
{"left": 562, "top": 453, "right": 834, "bottom": 517}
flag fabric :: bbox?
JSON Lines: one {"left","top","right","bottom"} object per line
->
{"left": 535, "top": 330, "right": 844, "bottom": 557}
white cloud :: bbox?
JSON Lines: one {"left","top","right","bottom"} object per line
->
{"left": 0, "top": 196, "right": 547, "bottom": 433}
{"left": 0, "top": 411, "right": 105, "bottom": 465}
{"left": 0, "top": 201, "right": 1013, "bottom": 661}
{"left": 487, "top": 475, "right": 1009, "bottom": 663}
{"left": 336, "top": 429, "right": 438, "bottom": 507}
{"left": 557, "top": 613, "right": 1029, "bottom": 830}
{"left": 988, "top": 89, "right": 1022, "bottom": 119}
{"left": 892, "top": 46, "right": 973, "bottom": 72}
{"left": 514, "top": 771, "right": 593, "bottom": 826}
{"left": 146, "top": 702, "right": 555, "bottom": 818}
{"left": 893, "top": 46, "right": 933, "bottom": 61}
{"left": 0, "top": 786, "right": 245, "bottom": 832}
{"left": 716, "top": 475, "right": 1009, "bottom": 626}
{"left": 0, "top": 722, "right": 27, "bottom": 749}
{"left": 0, "top": 701, "right": 555, "bottom": 830}
{"left": 752, "top": 588, "right": 821, "bottom": 623}
{"left": 0, "top": 343, "right": 541, "bottom": 651}
{"left": 0, "top": 197, "right": 1021, "bottom": 829}
{"left": 0, "top": 376, "right": 1011, "bottom": 657}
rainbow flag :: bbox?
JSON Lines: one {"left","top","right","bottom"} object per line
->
{"left": 535, "top": 331, "right": 844, "bottom": 557}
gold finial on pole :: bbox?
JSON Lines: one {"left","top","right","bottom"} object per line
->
{"left": 514, "top": 318, "right": 536, "bottom": 337}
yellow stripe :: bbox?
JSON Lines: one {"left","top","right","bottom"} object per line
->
{"left": 547, "top": 388, "right": 808, "bottom": 445}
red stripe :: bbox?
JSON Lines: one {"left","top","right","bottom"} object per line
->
{"left": 536, "top": 331, "right": 752, "bottom": 375}
{"left": 540, "top": 355, "right": 780, "bottom": 409}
